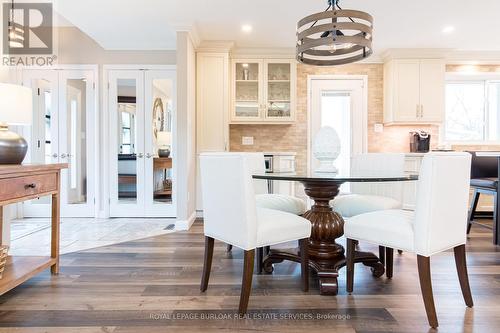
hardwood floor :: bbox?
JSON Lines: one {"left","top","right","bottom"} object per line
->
{"left": 0, "top": 219, "right": 499, "bottom": 332}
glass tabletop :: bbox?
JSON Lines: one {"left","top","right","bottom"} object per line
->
{"left": 253, "top": 171, "right": 418, "bottom": 183}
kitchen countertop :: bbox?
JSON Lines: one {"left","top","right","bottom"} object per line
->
{"left": 264, "top": 152, "right": 297, "bottom": 156}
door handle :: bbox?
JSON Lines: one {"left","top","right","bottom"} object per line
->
{"left": 137, "top": 153, "right": 144, "bottom": 158}
{"left": 60, "top": 153, "right": 67, "bottom": 159}
{"left": 146, "top": 153, "right": 152, "bottom": 158}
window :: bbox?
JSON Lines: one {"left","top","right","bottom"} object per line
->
{"left": 445, "top": 80, "right": 500, "bottom": 141}
{"left": 120, "top": 110, "right": 134, "bottom": 154}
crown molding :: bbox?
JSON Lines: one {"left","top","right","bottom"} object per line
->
{"left": 382, "top": 48, "right": 452, "bottom": 61}
{"left": 197, "top": 41, "right": 235, "bottom": 53}
{"left": 445, "top": 50, "right": 500, "bottom": 64}
{"left": 230, "top": 47, "right": 295, "bottom": 59}
{"left": 381, "top": 48, "right": 500, "bottom": 64}
{"left": 174, "top": 24, "right": 201, "bottom": 48}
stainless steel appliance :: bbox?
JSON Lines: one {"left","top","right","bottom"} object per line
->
{"left": 264, "top": 155, "right": 273, "bottom": 173}
{"left": 410, "top": 131, "right": 431, "bottom": 153}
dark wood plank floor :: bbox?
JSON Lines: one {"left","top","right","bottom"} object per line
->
{"left": 0, "top": 219, "right": 499, "bottom": 333}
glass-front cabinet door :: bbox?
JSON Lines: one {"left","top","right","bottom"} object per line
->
{"left": 265, "top": 60, "right": 295, "bottom": 121}
{"left": 231, "top": 58, "right": 296, "bottom": 123}
{"left": 232, "top": 60, "right": 262, "bottom": 121}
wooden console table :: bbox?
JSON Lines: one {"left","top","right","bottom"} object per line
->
{"left": 0, "top": 163, "right": 67, "bottom": 295}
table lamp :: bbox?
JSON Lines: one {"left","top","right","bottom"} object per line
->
{"left": 157, "top": 131, "right": 172, "bottom": 158}
{"left": 0, "top": 83, "right": 32, "bottom": 164}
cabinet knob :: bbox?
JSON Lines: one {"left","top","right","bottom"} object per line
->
{"left": 146, "top": 153, "right": 152, "bottom": 158}
{"left": 60, "top": 153, "right": 67, "bottom": 159}
{"left": 24, "top": 183, "right": 36, "bottom": 189}
{"left": 137, "top": 153, "right": 144, "bottom": 158}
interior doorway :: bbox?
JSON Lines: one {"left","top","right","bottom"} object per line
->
{"left": 309, "top": 76, "right": 368, "bottom": 191}
{"left": 22, "top": 67, "right": 97, "bottom": 218}
{"left": 106, "top": 68, "right": 177, "bottom": 218}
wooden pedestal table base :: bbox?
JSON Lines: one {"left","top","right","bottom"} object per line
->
{"left": 262, "top": 180, "right": 384, "bottom": 295}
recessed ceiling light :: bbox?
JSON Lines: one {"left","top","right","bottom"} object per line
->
{"left": 241, "top": 24, "right": 253, "bottom": 33}
{"left": 442, "top": 26, "right": 455, "bottom": 34}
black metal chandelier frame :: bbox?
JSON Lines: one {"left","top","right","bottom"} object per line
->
{"left": 296, "top": 0, "right": 373, "bottom": 66}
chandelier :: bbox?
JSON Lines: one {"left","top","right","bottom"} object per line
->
{"left": 296, "top": 0, "right": 373, "bottom": 66}
{"left": 7, "top": 0, "right": 24, "bottom": 48}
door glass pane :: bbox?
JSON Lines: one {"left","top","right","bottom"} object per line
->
{"left": 320, "top": 91, "right": 351, "bottom": 191}
{"left": 32, "top": 79, "right": 54, "bottom": 204}
{"left": 151, "top": 79, "right": 173, "bottom": 204}
{"left": 235, "top": 62, "right": 259, "bottom": 117}
{"left": 65, "top": 79, "right": 87, "bottom": 205}
{"left": 267, "top": 63, "right": 291, "bottom": 118}
{"left": 117, "top": 79, "right": 137, "bottom": 202}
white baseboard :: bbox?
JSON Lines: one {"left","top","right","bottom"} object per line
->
{"left": 196, "top": 210, "right": 203, "bottom": 219}
{"left": 176, "top": 211, "right": 197, "bottom": 230}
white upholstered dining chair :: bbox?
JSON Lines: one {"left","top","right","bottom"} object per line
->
{"left": 227, "top": 153, "right": 307, "bottom": 272}
{"left": 345, "top": 152, "right": 474, "bottom": 328}
{"left": 332, "top": 153, "right": 406, "bottom": 270}
{"left": 332, "top": 153, "right": 406, "bottom": 217}
{"left": 199, "top": 152, "right": 311, "bottom": 314}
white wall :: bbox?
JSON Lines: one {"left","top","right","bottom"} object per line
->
{"left": 175, "top": 31, "right": 197, "bottom": 228}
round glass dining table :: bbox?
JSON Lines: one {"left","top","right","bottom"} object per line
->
{"left": 253, "top": 171, "right": 418, "bottom": 295}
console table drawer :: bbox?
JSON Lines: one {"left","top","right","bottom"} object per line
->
{"left": 0, "top": 173, "right": 57, "bottom": 201}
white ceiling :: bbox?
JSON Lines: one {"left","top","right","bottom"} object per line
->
{"left": 56, "top": 0, "right": 500, "bottom": 54}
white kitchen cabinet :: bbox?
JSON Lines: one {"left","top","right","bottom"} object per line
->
{"left": 384, "top": 59, "right": 445, "bottom": 124}
{"left": 196, "top": 51, "right": 230, "bottom": 211}
{"left": 231, "top": 58, "right": 296, "bottom": 124}
{"left": 196, "top": 52, "right": 229, "bottom": 152}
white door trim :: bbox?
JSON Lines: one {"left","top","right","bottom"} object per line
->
{"left": 307, "top": 75, "right": 368, "bottom": 174}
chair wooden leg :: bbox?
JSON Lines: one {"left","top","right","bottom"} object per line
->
{"left": 454, "top": 245, "right": 474, "bottom": 307}
{"left": 238, "top": 249, "right": 255, "bottom": 314}
{"left": 346, "top": 238, "right": 356, "bottom": 293}
{"left": 494, "top": 192, "right": 499, "bottom": 245}
{"left": 386, "top": 248, "right": 394, "bottom": 279}
{"left": 299, "top": 238, "right": 309, "bottom": 292}
{"left": 379, "top": 246, "right": 385, "bottom": 265}
{"left": 200, "top": 236, "right": 214, "bottom": 292}
{"left": 467, "top": 190, "right": 480, "bottom": 234}
{"left": 226, "top": 244, "right": 233, "bottom": 252}
{"left": 256, "top": 247, "right": 263, "bottom": 274}
{"left": 417, "top": 255, "right": 438, "bottom": 328}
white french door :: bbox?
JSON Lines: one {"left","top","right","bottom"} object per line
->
{"left": 22, "top": 68, "right": 97, "bottom": 217}
{"left": 309, "top": 78, "right": 367, "bottom": 189}
{"left": 108, "top": 69, "right": 176, "bottom": 217}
